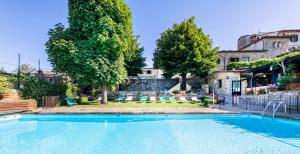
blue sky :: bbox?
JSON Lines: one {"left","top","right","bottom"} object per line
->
{"left": 1, "top": 0, "right": 300, "bottom": 72}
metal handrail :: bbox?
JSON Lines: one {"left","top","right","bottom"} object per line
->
{"left": 262, "top": 100, "right": 273, "bottom": 116}
{"left": 273, "top": 101, "right": 283, "bottom": 118}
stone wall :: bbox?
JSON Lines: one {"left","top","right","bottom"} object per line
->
{"left": 209, "top": 71, "right": 243, "bottom": 96}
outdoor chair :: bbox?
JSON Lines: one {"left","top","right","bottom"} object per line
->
{"left": 159, "top": 95, "right": 166, "bottom": 102}
{"left": 190, "top": 94, "right": 199, "bottom": 102}
{"left": 125, "top": 94, "right": 133, "bottom": 102}
{"left": 179, "top": 96, "right": 186, "bottom": 101}
{"left": 149, "top": 96, "right": 156, "bottom": 102}
{"left": 139, "top": 95, "right": 148, "bottom": 102}
{"left": 217, "top": 96, "right": 225, "bottom": 105}
{"left": 65, "top": 97, "right": 77, "bottom": 106}
{"left": 168, "top": 96, "right": 176, "bottom": 102}
{"left": 115, "top": 95, "right": 125, "bottom": 102}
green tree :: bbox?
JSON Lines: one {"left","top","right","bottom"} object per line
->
{"left": 13, "top": 64, "right": 36, "bottom": 74}
{"left": 46, "top": 0, "right": 140, "bottom": 104}
{"left": 0, "top": 67, "right": 6, "bottom": 73}
{"left": 125, "top": 36, "right": 146, "bottom": 76}
{"left": 154, "top": 17, "right": 218, "bottom": 91}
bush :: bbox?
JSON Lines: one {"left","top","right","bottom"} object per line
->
{"left": 81, "top": 97, "right": 88, "bottom": 102}
{"left": 21, "top": 76, "right": 66, "bottom": 105}
{"left": 0, "top": 76, "right": 14, "bottom": 94}
{"left": 277, "top": 64, "right": 296, "bottom": 90}
{"left": 65, "top": 81, "right": 78, "bottom": 98}
{"left": 201, "top": 98, "right": 214, "bottom": 107}
{"left": 227, "top": 62, "right": 251, "bottom": 70}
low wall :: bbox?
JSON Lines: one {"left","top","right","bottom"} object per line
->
{"left": 0, "top": 100, "right": 37, "bottom": 112}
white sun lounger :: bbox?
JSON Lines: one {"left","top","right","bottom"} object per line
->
{"left": 179, "top": 96, "right": 186, "bottom": 101}
{"left": 149, "top": 96, "right": 156, "bottom": 101}
{"left": 125, "top": 94, "right": 133, "bottom": 102}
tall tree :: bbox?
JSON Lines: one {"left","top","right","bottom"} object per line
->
{"left": 46, "top": 0, "right": 138, "bottom": 104}
{"left": 13, "top": 64, "right": 36, "bottom": 74}
{"left": 125, "top": 36, "right": 146, "bottom": 76}
{"left": 0, "top": 67, "right": 6, "bottom": 73}
{"left": 154, "top": 17, "right": 218, "bottom": 91}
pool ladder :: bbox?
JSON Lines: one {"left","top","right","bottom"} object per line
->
{"left": 262, "top": 100, "right": 285, "bottom": 118}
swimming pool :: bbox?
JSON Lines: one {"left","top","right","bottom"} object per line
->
{"left": 0, "top": 114, "right": 299, "bottom": 154}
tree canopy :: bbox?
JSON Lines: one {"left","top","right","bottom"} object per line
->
{"left": 46, "top": 0, "right": 143, "bottom": 103}
{"left": 153, "top": 17, "right": 218, "bottom": 90}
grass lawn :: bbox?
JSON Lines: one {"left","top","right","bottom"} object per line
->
{"left": 69, "top": 101, "right": 207, "bottom": 108}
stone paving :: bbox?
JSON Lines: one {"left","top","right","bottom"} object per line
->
{"left": 34, "top": 106, "right": 235, "bottom": 114}
{"left": 31, "top": 104, "right": 300, "bottom": 120}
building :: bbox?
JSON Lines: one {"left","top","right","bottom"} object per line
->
{"left": 218, "top": 29, "right": 300, "bottom": 71}
{"left": 137, "top": 68, "right": 163, "bottom": 78}
{"left": 210, "top": 29, "right": 300, "bottom": 96}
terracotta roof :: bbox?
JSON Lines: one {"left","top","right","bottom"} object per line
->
{"left": 238, "top": 29, "right": 300, "bottom": 40}
{"left": 239, "top": 35, "right": 292, "bottom": 51}
{"left": 219, "top": 50, "right": 267, "bottom": 53}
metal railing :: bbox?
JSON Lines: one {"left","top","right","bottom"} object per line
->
{"left": 235, "top": 93, "right": 300, "bottom": 117}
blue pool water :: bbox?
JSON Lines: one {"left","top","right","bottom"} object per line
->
{"left": 0, "top": 114, "right": 300, "bottom": 154}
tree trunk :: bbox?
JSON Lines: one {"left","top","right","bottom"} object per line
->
{"left": 101, "top": 84, "right": 108, "bottom": 104}
{"left": 180, "top": 74, "right": 187, "bottom": 91}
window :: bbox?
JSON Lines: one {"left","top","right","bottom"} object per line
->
{"left": 272, "top": 42, "right": 277, "bottom": 48}
{"left": 218, "top": 79, "right": 222, "bottom": 88}
{"left": 241, "top": 57, "right": 249, "bottom": 62}
{"left": 229, "top": 57, "right": 239, "bottom": 62}
{"left": 277, "top": 42, "right": 282, "bottom": 48}
{"left": 146, "top": 70, "right": 152, "bottom": 74}
{"left": 290, "top": 35, "right": 298, "bottom": 42}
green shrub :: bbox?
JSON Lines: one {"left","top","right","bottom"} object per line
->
{"left": 277, "top": 64, "right": 296, "bottom": 90}
{"left": 227, "top": 62, "right": 251, "bottom": 70}
{"left": 201, "top": 98, "right": 214, "bottom": 107}
{"left": 21, "top": 76, "right": 66, "bottom": 105}
{"left": 81, "top": 97, "right": 88, "bottom": 102}
{"left": 0, "top": 76, "right": 14, "bottom": 94}
{"left": 65, "top": 81, "right": 78, "bottom": 98}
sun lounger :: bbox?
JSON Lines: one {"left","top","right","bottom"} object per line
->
{"left": 125, "top": 94, "right": 133, "bottom": 102}
{"left": 65, "top": 97, "right": 77, "bottom": 106}
{"left": 168, "top": 96, "right": 176, "bottom": 102}
{"left": 179, "top": 96, "right": 186, "bottom": 101}
{"left": 139, "top": 95, "right": 148, "bottom": 102}
{"left": 149, "top": 96, "right": 156, "bottom": 102}
{"left": 190, "top": 94, "right": 199, "bottom": 102}
{"left": 115, "top": 95, "right": 125, "bottom": 102}
{"left": 159, "top": 96, "right": 166, "bottom": 102}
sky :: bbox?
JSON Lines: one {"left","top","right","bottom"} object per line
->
{"left": 1, "top": 0, "right": 300, "bottom": 72}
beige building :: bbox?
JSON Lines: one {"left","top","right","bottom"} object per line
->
{"left": 210, "top": 29, "right": 300, "bottom": 96}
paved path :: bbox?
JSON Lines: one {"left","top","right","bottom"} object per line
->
{"left": 34, "top": 107, "right": 236, "bottom": 114}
